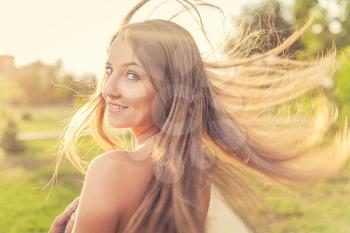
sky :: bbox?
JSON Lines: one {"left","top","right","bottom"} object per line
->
{"left": 0, "top": 0, "right": 262, "bottom": 77}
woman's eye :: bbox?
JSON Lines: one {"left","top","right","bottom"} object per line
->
{"left": 105, "top": 67, "right": 113, "bottom": 76}
{"left": 126, "top": 72, "right": 140, "bottom": 81}
{"left": 104, "top": 67, "right": 139, "bottom": 81}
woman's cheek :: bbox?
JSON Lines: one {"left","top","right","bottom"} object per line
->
{"left": 117, "top": 79, "right": 157, "bottom": 126}
{"left": 118, "top": 79, "right": 149, "bottom": 99}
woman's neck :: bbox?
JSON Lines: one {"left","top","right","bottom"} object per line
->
{"left": 133, "top": 124, "right": 160, "bottom": 148}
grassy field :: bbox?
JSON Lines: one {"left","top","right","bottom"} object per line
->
{"left": 0, "top": 105, "right": 349, "bottom": 233}
{"left": 4, "top": 104, "right": 76, "bottom": 132}
{"left": 0, "top": 105, "right": 83, "bottom": 233}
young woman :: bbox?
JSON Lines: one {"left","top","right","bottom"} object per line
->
{"left": 48, "top": 1, "right": 350, "bottom": 233}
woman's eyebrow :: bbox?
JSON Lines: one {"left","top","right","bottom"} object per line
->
{"left": 105, "top": 61, "right": 144, "bottom": 69}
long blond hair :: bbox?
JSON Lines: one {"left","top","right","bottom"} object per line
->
{"left": 45, "top": 1, "right": 350, "bottom": 232}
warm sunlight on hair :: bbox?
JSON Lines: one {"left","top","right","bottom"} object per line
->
{"left": 37, "top": 1, "right": 350, "bottom": 233}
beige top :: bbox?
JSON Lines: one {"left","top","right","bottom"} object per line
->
{"left": 206, "top": 185, "right": 253, "bottom": 233}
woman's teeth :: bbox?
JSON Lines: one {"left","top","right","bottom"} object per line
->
{"left": 108, "top": 104, "right": 128, "bottom": 112}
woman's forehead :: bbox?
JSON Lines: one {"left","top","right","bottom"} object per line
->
{"left": 108, "top": 38, "right": 132, "bottom": 57}
{"left": 107, "top": 38, "right": 142, "bottom": 68}
{"left": 107, "top": 35, "right": 167, "bottom": 83}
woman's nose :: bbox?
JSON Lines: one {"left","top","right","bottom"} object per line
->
{"left": 102, "top": 74, "right": 122, "bottom": 99}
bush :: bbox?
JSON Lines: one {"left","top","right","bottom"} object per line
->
{"left": 0, "top": 119, "right": 26, "bottom": 153}
{"left": 21, "top": 112, "right": 32, "bottom": 121}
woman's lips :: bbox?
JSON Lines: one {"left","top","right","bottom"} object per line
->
{"left": 107, "top": 103, "right": 129, "bottom": 113}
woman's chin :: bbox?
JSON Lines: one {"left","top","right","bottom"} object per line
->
{"left": 107, "top": 120, "right": 130, "bottom": 129}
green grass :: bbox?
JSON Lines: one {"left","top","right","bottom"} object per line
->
{"left": 0, "top": 105, "right": 83, "bottom": 233}
{"left": 4, "top": 105, "right": 75, "bottom": 132}
{"left": 0, "top": 105, "right": 350, "bottom": 232}
{"left": 0, "top": 138, "right": 82, "bottom": 233}
{"left": 263, "top": 176, "right": 350, "bottom": 232}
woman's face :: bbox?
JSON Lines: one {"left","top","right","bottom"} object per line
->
{"left": 102, "top": 37, "right": 159, "bottom": 133}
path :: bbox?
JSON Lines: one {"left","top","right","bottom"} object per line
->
{"left": 17, "top": 131, "right": 62, "bottom": 141}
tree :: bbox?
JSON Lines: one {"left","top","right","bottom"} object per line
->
{"left": 0, "top": 55, "right": 94, "bottom": 106}
{"left": 225, "top": 0, "right": 302, "bottom": 57}
{"left": 293, "top": 0, "right": 350, "bottom": 58}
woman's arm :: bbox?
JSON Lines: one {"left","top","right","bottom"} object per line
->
{"left": 70, "top": 150, "right": 152, "bottom": 233}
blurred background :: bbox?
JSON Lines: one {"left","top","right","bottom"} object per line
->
{"left": 0, "top": 0, "right": 350, "bottom": 232}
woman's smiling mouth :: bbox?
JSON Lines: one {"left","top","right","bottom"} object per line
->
{"left": 107, "top": 102, "right": 129, "bottom": 113}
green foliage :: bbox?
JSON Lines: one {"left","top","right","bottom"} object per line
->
{"left": 0, "top": 57, "right": 97, "bottom": 106}
{"left": 234, "top": 0, "right": 350, "bottom": 132}
{"left": 334, "top": 46, "right": 350, "bottom": 128}
{"left": 233, "top": 0, "right": 302, "bottom": 56}
{"left": 335, "top": 46, "right": 350, "bottom": 105}
{"left": 294, "top": 0, "right": 350, "bottom": 58}
{"left": 0, "top": 78, "right": 27, "bottom": 105}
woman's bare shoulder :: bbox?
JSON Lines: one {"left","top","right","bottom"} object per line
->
{"left": 73, "top": 149, "right": 154, "bottom": 232}
{"left": 90, "top": 149, "right": 154, "bottom": 202}
{"left": 89, "top": 149, "right": 154, "bottom": 193}
{"left": 90, "top": 149, "right": 154, "bottom": 176}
